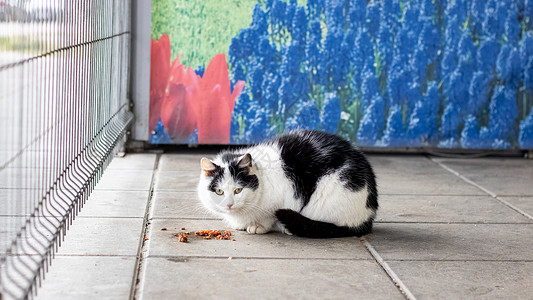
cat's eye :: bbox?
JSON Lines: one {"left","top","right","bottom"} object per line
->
{"left": 215, "top": 189, "right": 224, "bottom": 195}
{"left": 234, "top": 188, "right": 243, "bottom": 194}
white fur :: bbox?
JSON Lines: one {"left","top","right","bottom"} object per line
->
{"left": 197, "top": 143, "right": 372, "bottom": 235}
{"left": 300, "top": 169, "right": 375, "bottom": 228}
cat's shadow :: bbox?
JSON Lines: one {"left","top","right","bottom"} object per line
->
{"left": 364, "top": 224, "right": 491, "bottom": 260}
{"left": 366, "top": 224, "right": 445, "bottom": 244}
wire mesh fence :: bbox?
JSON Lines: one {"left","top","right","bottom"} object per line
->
{"left": 0, "top": 1, "right": 133, "bottom": 298}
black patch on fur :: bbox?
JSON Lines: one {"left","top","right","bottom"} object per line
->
{"left": 338, "top": 154, "right": 379, "bottom": 211}
{"left": 275, "top": 209, "right": 373, "bottom": 238}
{"left": 207, "top": 165, "right": 225, "bottom": 192}
{"left": 221, "top": 153, "right": 242, "bottom": 163}
{"left": 228, "top": 159, "right": 259, "bottom": 190}
{"left": 365, "top": 176, "right": 379, "bottom": 211}
{"left": 218, "top": 151, "right": 259, "bottom": 191}
{"left": 275, "top": 130, "right": 378, "bottom": 210}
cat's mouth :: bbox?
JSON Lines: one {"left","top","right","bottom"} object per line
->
{"left": 219, "top": 205, "right": 240, "bottom": 214}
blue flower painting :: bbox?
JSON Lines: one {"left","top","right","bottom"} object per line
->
{"left": 154, "top": 0, "right": 533, "bottom": 149}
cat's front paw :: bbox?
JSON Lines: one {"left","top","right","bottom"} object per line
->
{"left": 246, "top": 224, "right": 268, "bottom": 234}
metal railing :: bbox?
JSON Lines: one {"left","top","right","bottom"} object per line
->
{"left": 0, "top": 1, "right": 133, "bottom": 298}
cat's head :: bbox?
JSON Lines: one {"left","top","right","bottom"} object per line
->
{"left": 197, "top": 152, "right": 260, "bottom": 216}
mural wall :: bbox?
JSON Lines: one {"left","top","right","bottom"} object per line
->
{"left": 150, "top": 0, "right": 533, "bottom": 149}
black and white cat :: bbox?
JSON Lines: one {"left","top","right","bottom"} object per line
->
{"left": 197, "top": 130, "right": 378, "bottom": 238}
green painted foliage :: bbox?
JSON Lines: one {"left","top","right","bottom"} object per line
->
{"left": 151, "top": 0, "right": 259, "bottom": 68}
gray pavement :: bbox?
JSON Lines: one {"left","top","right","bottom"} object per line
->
{"left": 33, "top": 152, "right": 533, "bottom": 300}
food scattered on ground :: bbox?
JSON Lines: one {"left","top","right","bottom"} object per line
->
{"left": 177, "top": 233, "right": 188, "bottom": 243}
{"left": 173, "top": 232, "right": 191, "bottom": 237}
{"left": 195, "top": 230, "right": 232, "bottom": 240}
{"left": 161, "top": 228, "right": 167, "bottom": 231}
{"left": 172, "top": 229, "right": 234, "bottom": 242}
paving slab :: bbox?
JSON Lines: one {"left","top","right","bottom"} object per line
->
{"left": 147, "top": 219, "right": 371, "bottom": 259}
{"left": 376, "top": 172, "right": 485, "bottom": 195}
{"left": 36, "top": 256, "right": 136, "bottom": 300}
{"left": 499, "top": 196, "right": 533, "bottom": 220}
{"left": 78, "top": 190, "right": 149, "bottom": 218}
{"left": 158, "top": 154, "right": 206, "bottom": 172}
{"left": 141, "top": 257, "right": 403, "bottom": 300}
{"left": 0, "top": 254, "right": 44, "bottom": 299}
{"left": 376, "top": 195, "right": 532, "bottom": 223}
{"left": 0, "top": 188, "right": 26, "bottom": 216}
{"left": 151, "top": 191, "right": 217, "bottom": 219}
{"left": 105, "top": 153, "right": 157, "bottom": 170}
{"left": 433, "top": 157, "right": 533, "bottom": 173}
{"left": 56, "top": 217, "right": 144, "bottom": 256}
{"left": 0, "top": 150, "right": 13, "bottom": 166}
{"left": 94, "top": 169, "right": 153, "bottom": 191}
{"left": 368, "top": 155, "right": 441, "bottom": 175}
{"left": 154, "top": 171, "right": 199, "bottom": 192}
{"left": 0, "top": 216, "right": 61, "bottom": 255}
{"left": 0, "top": 216, "right": 26, "bottom": 254}
{"left": 0, "top": 168, "right": 42, "bottom": 189}
{"left": 433, "top": 157, "right": 533, "bottom": 196}
{"left": 366, "top": 223, "right": 533, "bottom": 261}
{"left": 0, "top": 150, "right": 63, "bottom": 169}
{"left": 387, "top": 261, "right": 533, "bottom": 299}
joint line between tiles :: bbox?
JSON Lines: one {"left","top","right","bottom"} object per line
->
{"left": 493, "top": 196, "right": 533, "bottom": 221}
{"left": 130, "top": 153, "right": 161, "bottom": 300}
{"left": 428, "top": 157, "right": 533, "bottom": 221}
{"left": 360, "top": 238, "right": 417, "bottom": 300}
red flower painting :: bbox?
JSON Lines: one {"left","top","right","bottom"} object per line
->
{"left": 149, "top": 34, "right": 244, "bottom": 144}
{"left": 149, "top": 34, "right": 171, "bottom": 132}
{"left": 195, "top": 54, "right": 245, "bottom": 144}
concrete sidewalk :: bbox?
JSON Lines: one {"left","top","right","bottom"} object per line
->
{"left": 35, "top": 152, "right": 533, "bottom": 299}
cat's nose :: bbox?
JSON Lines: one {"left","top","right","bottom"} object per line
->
{"left": 227, "top": 204, "right": 233, "bottom": 209}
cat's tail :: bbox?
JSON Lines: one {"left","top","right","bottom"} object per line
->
{"left": 275, "top": 209, "right": 373, "bottom": 239}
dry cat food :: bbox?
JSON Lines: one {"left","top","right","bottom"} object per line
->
{"left": 195, "top": 230, "right": 232, "bottom": 240}
{"left": 173, "top": 229, "right": 233, "bottom": 243}
{"left": 177, "top": 233, "right": 188, "bottom": 243}
{"left": 173, "top": 232, "right": 191, "bottom": 243}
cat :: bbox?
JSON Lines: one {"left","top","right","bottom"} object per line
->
{"left": 197, "top": 129, "right": 378, "bottom": 238}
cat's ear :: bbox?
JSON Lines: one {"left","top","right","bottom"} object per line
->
{"left": 237, "top": 153, "right": 252, "bottom": 169}
{"left": 201, "top": 157, "right": 217, "bottom": 176}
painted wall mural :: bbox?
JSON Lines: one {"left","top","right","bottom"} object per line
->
{"left": 150, "top": 0, "right": 533, "bottom": 149}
